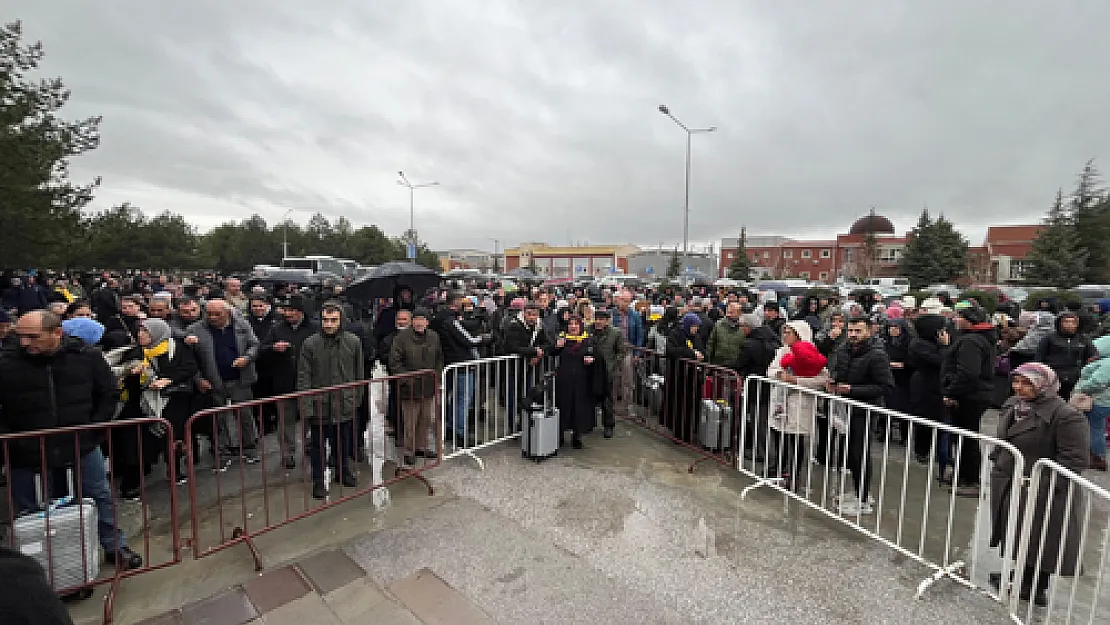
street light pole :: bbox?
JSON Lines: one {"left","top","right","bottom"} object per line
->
{"left": 397, "top": 171, "right": 439, "bottom": 260}
{"left": 657, "top": 104, "right": 716, "bottom": 255}
{"left": 281, "top": 208, "right": 294, "bottom": 259}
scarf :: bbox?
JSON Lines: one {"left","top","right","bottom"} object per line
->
{"left": 141, "top": 340, "right": 170, "bottom": 386}
{"left": 563, "top": 332, "right": 588, "bottom": 342}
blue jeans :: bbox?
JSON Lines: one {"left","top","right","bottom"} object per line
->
{"left": 446, "top": 370, "right": 475, "bottom": 436}
{"left": 1089, "top": 404, "right": 1110, "bottom": 458}
{"left": 9, "top": 448, "right": 126, "bottom": 552}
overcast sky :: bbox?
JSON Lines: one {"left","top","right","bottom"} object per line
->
{"left": 12, "top": 1, "right": 1110, "bottom": 253}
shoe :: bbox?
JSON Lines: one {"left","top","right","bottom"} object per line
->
{"left": 603, "top": 427, "right": 614, "bottom": 439}
{"left": 213, "top": 458, "right": 232, "bottom": 473}
{"left": 340, "top": 473, "right": 358, "bottom": 488}
{"left": 242, "top": 451, "right": 260, "bottom": 464}
{"left": 284, "top": 455, "right": 296, "bottom": 470}
{"left": 572, "top": 437, "right": 583, "bottom": 450}
{"left": 311, "top": 483, "right": 327, "bottom": 500}
{"left": 120, "top": 488, "right": 141, "bottom": 502}
{"left": 104, "top": 547, "right": 143, "bottom": 571}
{"left": 954, "top": 484, "right": 981, "bottom": 498}
{"left": 1091, "top": 455, "right": 1108, "bottom": 472}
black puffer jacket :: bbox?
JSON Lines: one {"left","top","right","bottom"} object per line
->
{"left": 732, "top": 326, "right": 780, "bottom": 381}
{"left": 830, "top": 339, "right": 894, "bottom": 406}
{"left": 1035, "top": 314, "right": 1098, "bottom": 386}
{"left": 941, "top": 325, "right": 995, "bottom": 402}
{"left": 0, "top": 337, "right": 119, "bottom": 468}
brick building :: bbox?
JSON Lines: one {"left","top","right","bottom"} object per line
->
{"left": 719, "top": 215, "right": 1042, "bottom": 285}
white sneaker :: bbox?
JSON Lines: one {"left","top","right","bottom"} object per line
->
{"left": 839, "top": 500, "right": 874, "bottom": 516}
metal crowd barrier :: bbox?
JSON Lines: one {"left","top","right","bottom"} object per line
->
{"left": 738, "top": 375, "right": 1025, "bottom": 600}
{"left": 0, "top": 417, "right": 181, "bottom": 624}
{"left": 625, "top": 345, "right": 743, "bottom": 472}
{"left": 440, "top": 354, "right": 555, "bottom": 469}
{"left": 1009, "top": 458, "right": 1110, "bottom": 624}
{"left": 183, "top": 370, "right": 439, "bottom": 569}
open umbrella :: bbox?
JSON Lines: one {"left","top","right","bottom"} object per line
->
{"left": 345, "top": 261, "right": 441, "bottom": 301}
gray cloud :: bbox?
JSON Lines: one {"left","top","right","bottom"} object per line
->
{"left": 12, "top": 0, "right": 1110, "bottom": 252}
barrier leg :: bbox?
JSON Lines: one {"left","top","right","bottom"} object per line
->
{"left": 739, "top": 476, "right": 786, "bottom": 500}
{"left": 230, "top": 527, "right": 265, "bottom": 572}
{"left": 915, "top": 561, "right": 967, "bottom": 599}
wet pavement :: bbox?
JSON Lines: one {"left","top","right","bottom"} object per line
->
{"left": 10, "top": 404, "right": 1104, "bottom": 624}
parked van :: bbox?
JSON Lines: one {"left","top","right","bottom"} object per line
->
{"left": 866, "top": 277, "right": 910, "bottom": 295}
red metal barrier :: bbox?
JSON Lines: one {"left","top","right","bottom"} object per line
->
{"left": 626, "top": 346, "right": 743, "bottom": 472}
{"left": 1, "top": 417, "right": 182, "bottom": 624}
{"left": 182, "top": 370, "right": 439, "bottom": 569}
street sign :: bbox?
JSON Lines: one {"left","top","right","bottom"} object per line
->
{"left": 406, "top": 243, "right": 416, "bottom": 260}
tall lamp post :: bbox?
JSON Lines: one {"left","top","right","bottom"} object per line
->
{"left": 657, "top": 105, "right": 716, "bottom": 255}
{"left": 281, "top": 208, "right": 294, "bottom": 259}
{"left": 397, "top": 171, "right": 439, "bottom": 259}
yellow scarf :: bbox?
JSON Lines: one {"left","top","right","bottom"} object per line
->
{"left": 563, "top": 332, "right": 589, "bottom": 342}
{"left": 686, "top": 339, "right": 693, "bottom": 349}
{"left": 140, "top": 341, "right": 170, "bottom": 386}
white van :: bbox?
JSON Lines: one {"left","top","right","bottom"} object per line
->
{"left": 866, "top": 277, "right": 910, "bottom": 295}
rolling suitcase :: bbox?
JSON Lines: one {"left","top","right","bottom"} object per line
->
{"left": 699, "top": 399, "right": 733, "bottom": 451}
{"left": 10, "top": 470, "right": 100, "bottom": 593}
{"left": 521, "top": 373, "right": 560, "bottom": 462}
{"left": 646, "top": 374, "right": 665, "bottom": 416}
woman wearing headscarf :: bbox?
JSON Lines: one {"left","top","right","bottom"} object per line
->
{"left": 662, "top": 312, "right": 705, "bottom": 444}
{"left": 766, "top": 320, "right": 829, "bottom": 487}
{"left": 907, "top": 314, "right": 947, "bottom": 466}
{"left": 137, "top": 318, "right": 198, "bottom": 484}
{"left": 882, "top": 318, "right": 913, "bottom": 444}
{"left": 988, "top": 362, "right": 1089, "bottom": 607}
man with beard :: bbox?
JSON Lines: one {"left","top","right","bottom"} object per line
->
{"left": 707, "top": 302, "right": 745, "bottom": 368}
{"left": 169, "top": 296, "right": 203, "bottom": 338}
{"left": 103, "top": 295, "right": 142, "bottom": 348}
{"left": 827, "top": 316, "right": 894, "bottom": 515}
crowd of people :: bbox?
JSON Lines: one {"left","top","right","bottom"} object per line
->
{"left": 0, "top": 271, "right": 1105, "bottom": 607}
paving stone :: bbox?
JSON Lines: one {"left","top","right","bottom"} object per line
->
{"left": 133, "top": 612, "right": 183, "bottom": 625}
{"left": 261, "top": 593, "right": 343, "bottom": 625}
{"left": 388, "top": 568, "right": 496, "bottom": 625}
{"left": 296, "top": 549, "right": 367, "bottom": 595}
{"left": 242, "top": 566, "right": 311, "bottom": 614}
{"left": 322, "top": 578, "right": 389, "bottom": 623}
{"left": 180, "top": 588, "right": 258, "bottom": 625}
{"left": 338, "top": 599, "right": 422, "bottom": 625}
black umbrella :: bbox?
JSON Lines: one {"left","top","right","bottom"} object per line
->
{"left": 345, "top": 261, "right": 441, "bottom": 301}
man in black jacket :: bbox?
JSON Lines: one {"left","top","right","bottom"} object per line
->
{"left": 732, "top": 313, "right": 780, "bottom": 460}
{"left": 0, "top": 311, "right": 143, "bottom": 570}
{"left": 940, "top": 303, "right": 996, "bottom": 497}
{"left": 431, "top": 292, "right": 490, "bottom": 445}
{"left": 1035, "top": 311, "right": 1098, "bottom": 400}
{"left": 828, "top": 316, "right": 894, "bottom": 515}
{"left": 502, "top": 303, "right": 548, "bottom": 424}
{"left": 260, "top": 295, "right": 319, "bottom": 469}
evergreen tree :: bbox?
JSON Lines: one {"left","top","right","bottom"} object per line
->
{"left": 0, "top": 22, "right": 102, "bottom": 269}
{"left": 666, "top": 248, "right": 681, "bottom": 280}
{"left": 899, "top": 210, "right": 969, "bottom": 288}
{"left": 1026, "top": 188, "right": 1088, "bottom": 287}
{"left": 1067, "top": 160, "right": 1109, "bottom": 282}
{"left": 727, "top": 228, "right": 752, "bottom": 281}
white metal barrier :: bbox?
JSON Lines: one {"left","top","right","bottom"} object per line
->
{"left": 1009, "top": 458, "right": 1110, "bottom": 624}
{"left": 440, "top": 354, "right": 554, "bottom": 469}
{"left": 738, "top": 375, "right": 1026, "bottom": 600}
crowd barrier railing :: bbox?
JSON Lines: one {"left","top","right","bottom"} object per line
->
{"left": 737, "top": 374, "right": 1025, "bottom": 600}
{"left": 440, "top": 354, "right": 555, "bottom": 469}
{"left": 183, "top": 370, "right": 439, "bottom": 569}
{"left": 1009, "top": 458, "right": 1110, "bottom": 624}
{"left": 625, "top": 345, "right": 743, "bottom": 472}
{"left": 1, "top": 417, "right": 181, "bottom": 624}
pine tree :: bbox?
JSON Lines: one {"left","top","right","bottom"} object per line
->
{"left": 666, "top": 248, "right": 681, "bottom": 280}
{"left": 727, "top": 228, "right": 752, "bottom": 281}
{"left": 1026, "top": 189, "right": 1088, "bottom": 287}
{"left": 1067, "top": 160, "right": 1109, "bottom": 282}
{"left": 899, "top": 209, "right": 937, "bottom": 289}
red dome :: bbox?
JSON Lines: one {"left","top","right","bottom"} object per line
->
{"left": 849, "top": 214, "right": 895, "bottom": 235}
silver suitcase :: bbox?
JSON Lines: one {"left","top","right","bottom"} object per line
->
{"left": 646, "top": 374, "right": 665, "bottom": 416}
{"left": 699, "top": 399, "right": 733, "bottom": 451}
{"left": 521, "top": 374, "right": 560, "bottom": 462}
{"left": 11, "top": 472, "right": 100, "bottom": 591}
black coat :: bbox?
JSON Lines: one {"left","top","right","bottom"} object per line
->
{"left": 149, "top": 339, "right": 200, "bottom": 436}
{"left": 1035, "top": 326, "right": 1097, "bottom": 387}
{"left": 732, "top": 326, "right": 780, "bottom": 381}
{"left": 663, "top": 327, "right": 704, "bottom": 444}
{"left": 907, "top": 337, "right": 945, "bottom": 421}
{"left": 551, "top": 338, "right": 598, "bottom": 435}
{"left": 0, "top": 338, "right": 118, "bottom": 468}
{"left": 261, "top": 319, "right": 319, "bottom": 394}
{"left": 502, "top": 316, "right": 547, "bottom": 360}
{"left": 830, "top": 340, "right": 894, "bottom": 407}
{"left": 941, "top": 328, "right": 995, "bottom": 402}
{"left": 431, "top": 308, "right": 482, "bottom": 365}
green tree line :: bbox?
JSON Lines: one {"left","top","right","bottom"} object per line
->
{"left": 1025, "top": 161, "right": 1110, "bottom": 288}
{"left": 0, "top": 21, "right": 439, "bottom": 275}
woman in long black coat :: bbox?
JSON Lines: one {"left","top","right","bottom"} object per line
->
{"left": 551, "top": 316, "right": 598, "bottom": 449}
{"left": 908, "top": 314, "right": 947, "bottom": 467}
{"left": 663, "top": 312, "right": 705, "bottom": 444}
{"left": 139, "top": 318, "right": 198, "bottom": 484}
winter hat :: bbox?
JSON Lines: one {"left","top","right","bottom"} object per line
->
{"left": 784, "top": 319, "right": 814, "bottom": 344}
{"left": 780, "top": 340, "right": 827, "bottom": 378}
{"left": 954, "top": 301, "right": 987, "bottom": 324}
{"left": 886, "top": 303, "right": 904, "bottom": 319}
{"left": 412, "top": 308, "right": 431, "bottom": 320}
{"left": 1012, "top": 362, "right": 1060, "bottom": 396}
{"left": 141, "top": 318, "right": 172, "bottom": 345}
{"left": 510, "top": 298, "right": 526, "bottom": 310}
{"left": 680, "top": 312, "right": 701, "bottom": 333}
{"left": 61, "top": 317, "right": 105, "bottom": 345}
{"left": 919, "top": 297, "right": 945, "bottom": 315}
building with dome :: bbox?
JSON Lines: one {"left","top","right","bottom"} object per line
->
{"left": 718, "top": 210, "right": 996, "bottom": 283}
